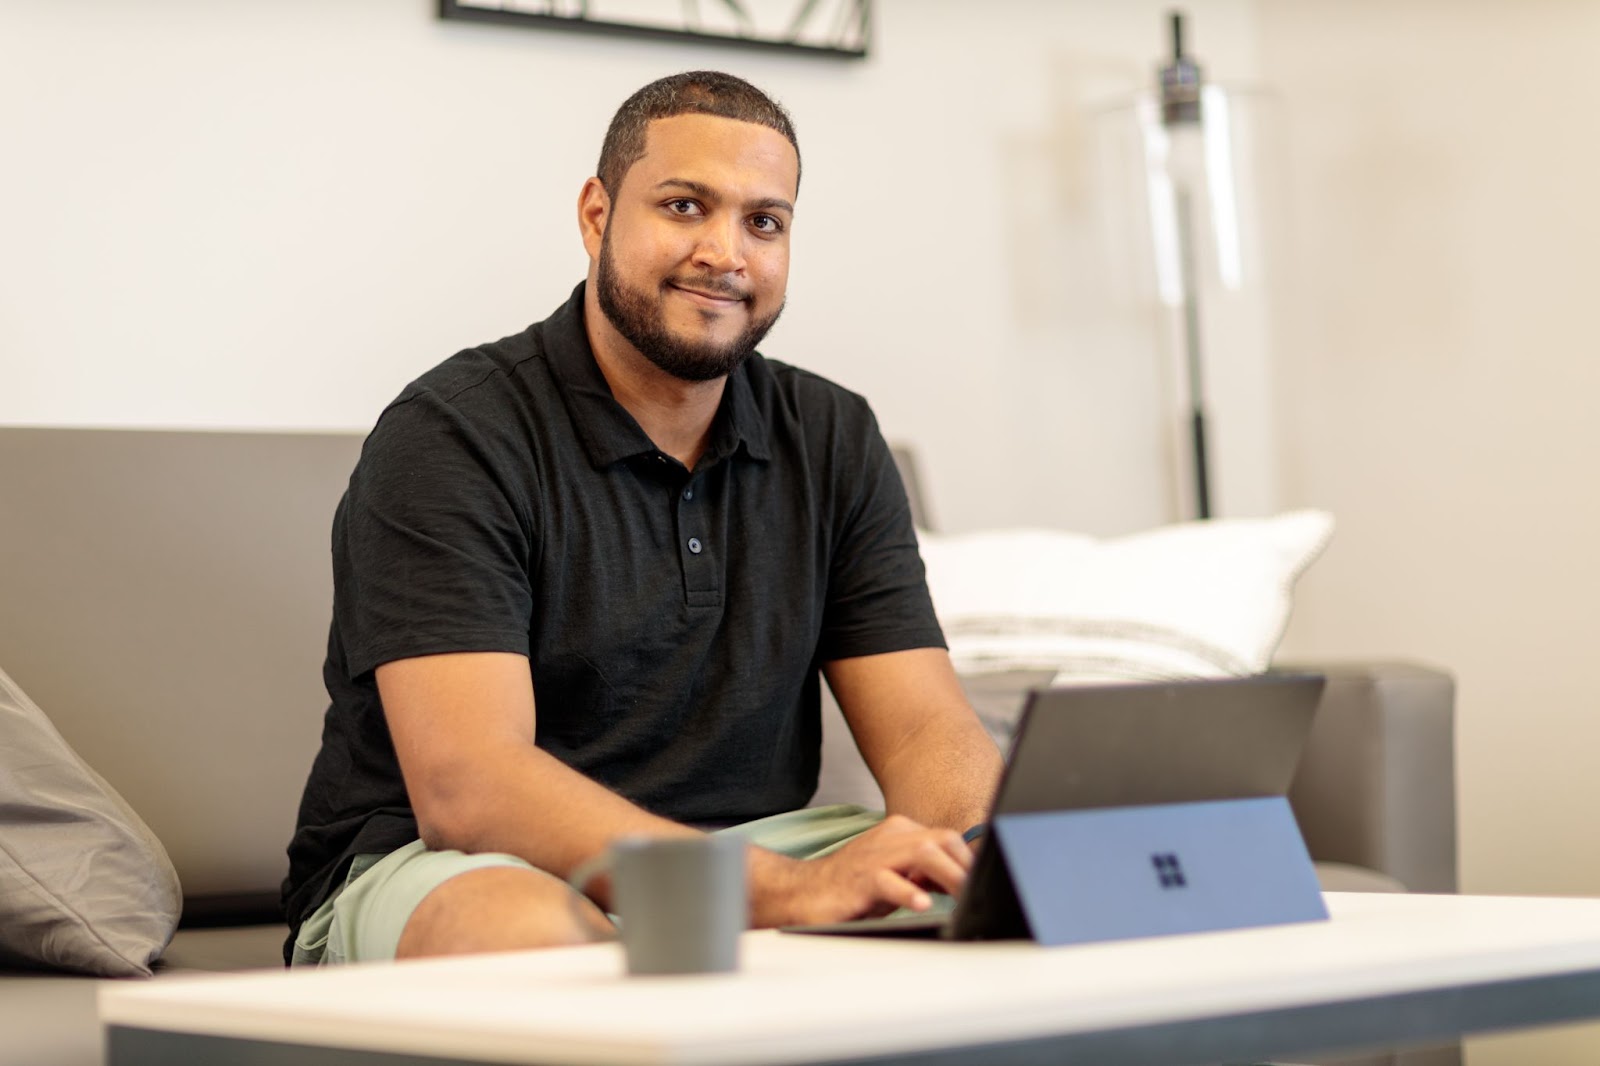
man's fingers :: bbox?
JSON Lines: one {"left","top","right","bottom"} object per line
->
{"left": 867, "top": 828, "right": 971, "bottom": 903}
{"left": 875, "top": 867, "right": 932, "bottom": 912}
{"left": 938, "top": 829, "right": 975, "bottom": 870}
{"left": 906, "top": 836, "right": 969, "bottom": 896}
{"left": 803, "top": 821, "right": 986, "bottom": 922}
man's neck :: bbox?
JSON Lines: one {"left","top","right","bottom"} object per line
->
{"left": 583, "top": 285, "right": 726, "bottom": 471}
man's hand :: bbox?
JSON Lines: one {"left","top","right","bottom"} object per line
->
{"left": 747, "top": 814, "right": 974, "bottom": 927}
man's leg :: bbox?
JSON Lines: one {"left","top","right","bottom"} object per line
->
{"left": 292, "top": 841, "right": 612, "bottom": 966}
{"left": 293, "top": 806, "right": 899, "bottom": 967}
{"left": 396, "top": 865, "right": 610, "bottom": 958}
{"left": 395, "top": 864, "right": 611, "bottom": 953}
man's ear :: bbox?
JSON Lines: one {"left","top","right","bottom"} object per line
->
{"left": 577, "top": 177, "right": 610, "bottom": 262}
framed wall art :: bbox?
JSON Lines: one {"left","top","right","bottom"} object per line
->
{"left": 438, "top": 1, "right": 872, "bottom": 60}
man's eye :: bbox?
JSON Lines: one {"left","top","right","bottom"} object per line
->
{"left": 668, "top": 199, "right": 700, "bottom": 215}
{"left": 750, "top": 214, "right": 783, "bottom": 234}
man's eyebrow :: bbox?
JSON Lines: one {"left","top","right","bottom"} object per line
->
{"left": 749, "top": 196, "right": 796, "bottom": 215}
{"left": 655, "top": 178, "right": 794, "bottom": 215}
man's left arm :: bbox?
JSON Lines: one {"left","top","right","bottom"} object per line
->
{"left": 824, "top": 647, "right": 1004, "bottom": 833}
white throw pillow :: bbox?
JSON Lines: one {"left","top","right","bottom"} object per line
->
{"left": 811, "top": 511, "right": 1334, "bottom": 810}
{"left": 916, "top": 510, "right": 1334, "bottom": 686}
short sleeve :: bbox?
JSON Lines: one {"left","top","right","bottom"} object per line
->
{"left": 817, "top": 413, "right": 946, "bottom": 662}
{"left": 334, "top": 392, "right": 536, "bottom": 678}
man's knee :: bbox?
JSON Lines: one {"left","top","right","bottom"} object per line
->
{"left": 396, "top": 865, "right": 614, "bottom": 959}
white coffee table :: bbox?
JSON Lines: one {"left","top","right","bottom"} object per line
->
{"left": 101, "top": 893, "right": 1600, "bottom": 1066}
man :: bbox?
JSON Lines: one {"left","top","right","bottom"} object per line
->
{"left": 282, "top": 71, "right": 1003, "bottom": 966}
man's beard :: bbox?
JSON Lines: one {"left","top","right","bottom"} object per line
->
{"left": 595, "top": 227, "right": 784, "bottom": 383}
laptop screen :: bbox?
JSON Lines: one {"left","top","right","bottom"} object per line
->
{"left": 995, "top": 673, "right": 1326, "bottom": 816}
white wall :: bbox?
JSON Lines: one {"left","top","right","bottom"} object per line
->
{"left": 1260, "top": 3, "right": 1600, "bottom": 1063}
{"left": 0, "top": 0, "right": 1265, "bottom": 535}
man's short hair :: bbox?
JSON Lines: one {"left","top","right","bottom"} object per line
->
{"left": 597, "top": 71, "right": 801, "bottom": 196}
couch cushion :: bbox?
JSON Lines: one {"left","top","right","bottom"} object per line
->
{"left": 0, "top": 971, "right": 104, "bottom": 1066}
{"left": 155, "top": 923, "right": 290, "bottom": 974}
{"left": 1314, "top": 862, "right": 1405, "bottom": 894}
{"left": 0, "top": 924, "right": 290, "bottom": 1066}
{"left": 0, "top": 665, "right": 180, "bottom": 977}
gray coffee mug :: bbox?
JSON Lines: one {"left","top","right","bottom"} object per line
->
{"left": 578, "top": 836, "right": 747, "bottom": 975}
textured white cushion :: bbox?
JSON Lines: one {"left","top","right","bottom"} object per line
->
{"left": 917, "top": 510, "right": 1334, "bottom": 685}
{"left": 0, "top": 665, "right": 180, "bottom": 976}
{"left": 813, "top": 512, "right": 1334, "bottom": 810}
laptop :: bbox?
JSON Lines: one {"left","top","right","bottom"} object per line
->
{"left": 782, "top": 672, "right": 1327, "bottom": 943}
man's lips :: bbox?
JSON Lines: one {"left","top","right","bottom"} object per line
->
{"left": 668, "top": 282, "right": 747, "bottom": 308}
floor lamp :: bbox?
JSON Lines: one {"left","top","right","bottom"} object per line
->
{"left": 1098, "top": 12, "right": 1281, "bottom": 522}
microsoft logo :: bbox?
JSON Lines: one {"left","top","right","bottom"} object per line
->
{"left": 1152, "top": 852, "right": 1188, "bottom": 889}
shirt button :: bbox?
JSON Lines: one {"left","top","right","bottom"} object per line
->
{"left": 687, "top": 537, "right": 702, "bottom": 554}
{"left": 683, "top": 488, "right": 694, "bottom": 501}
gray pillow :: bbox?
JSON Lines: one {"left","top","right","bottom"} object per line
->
{"left": 0, "top": 665, "right": 180, "bottom": 976}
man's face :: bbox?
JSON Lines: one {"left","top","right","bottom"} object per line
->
{"left": 593, "top": 113, "right": 797, "bottom": 382}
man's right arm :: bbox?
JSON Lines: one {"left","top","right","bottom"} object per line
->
{"left": 377, "top": 650, "right": 972, "bottom": 923}
{"left": 377, "top": 651, "right": 696, "bottom": 897}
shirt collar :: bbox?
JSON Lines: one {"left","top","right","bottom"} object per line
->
{"left": 542, "top": 282, "right": 772, "bottom": 470}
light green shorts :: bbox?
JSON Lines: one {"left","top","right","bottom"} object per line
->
{"left": 290, "top": 804, "right": 890, "bottom": 967}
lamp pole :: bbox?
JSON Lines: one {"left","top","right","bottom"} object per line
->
{"left": 1159, "top": 10, "right": 1212, "bottom": 521}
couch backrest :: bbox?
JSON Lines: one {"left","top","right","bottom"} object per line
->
{"left": 0, "top": 430, "right": 930, "bottom": 924}
{"left": 0, "top": 428, "right": 365, "bottom": 921}
{"left": 889, "top": 446, "right": 930, "bottom": 531}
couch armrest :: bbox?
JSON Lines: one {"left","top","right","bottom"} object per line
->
{"left": 1283, "top": 662, "right": 1458, "bottom": 894}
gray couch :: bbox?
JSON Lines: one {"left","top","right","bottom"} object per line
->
{"left": 0, "top": 428, "right": 1458, "bottom": 1066}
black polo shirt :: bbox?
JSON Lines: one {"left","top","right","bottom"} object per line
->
{"left": 281, "top": 283, "right": 945, "bottom": 942}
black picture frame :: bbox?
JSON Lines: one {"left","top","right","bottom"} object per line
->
{"left": 438, "top": 0, "right": 871, "bottom": 60}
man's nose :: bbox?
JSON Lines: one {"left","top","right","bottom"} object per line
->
{"left": 691, "top": 215, "right": 746, "bottom": 274}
